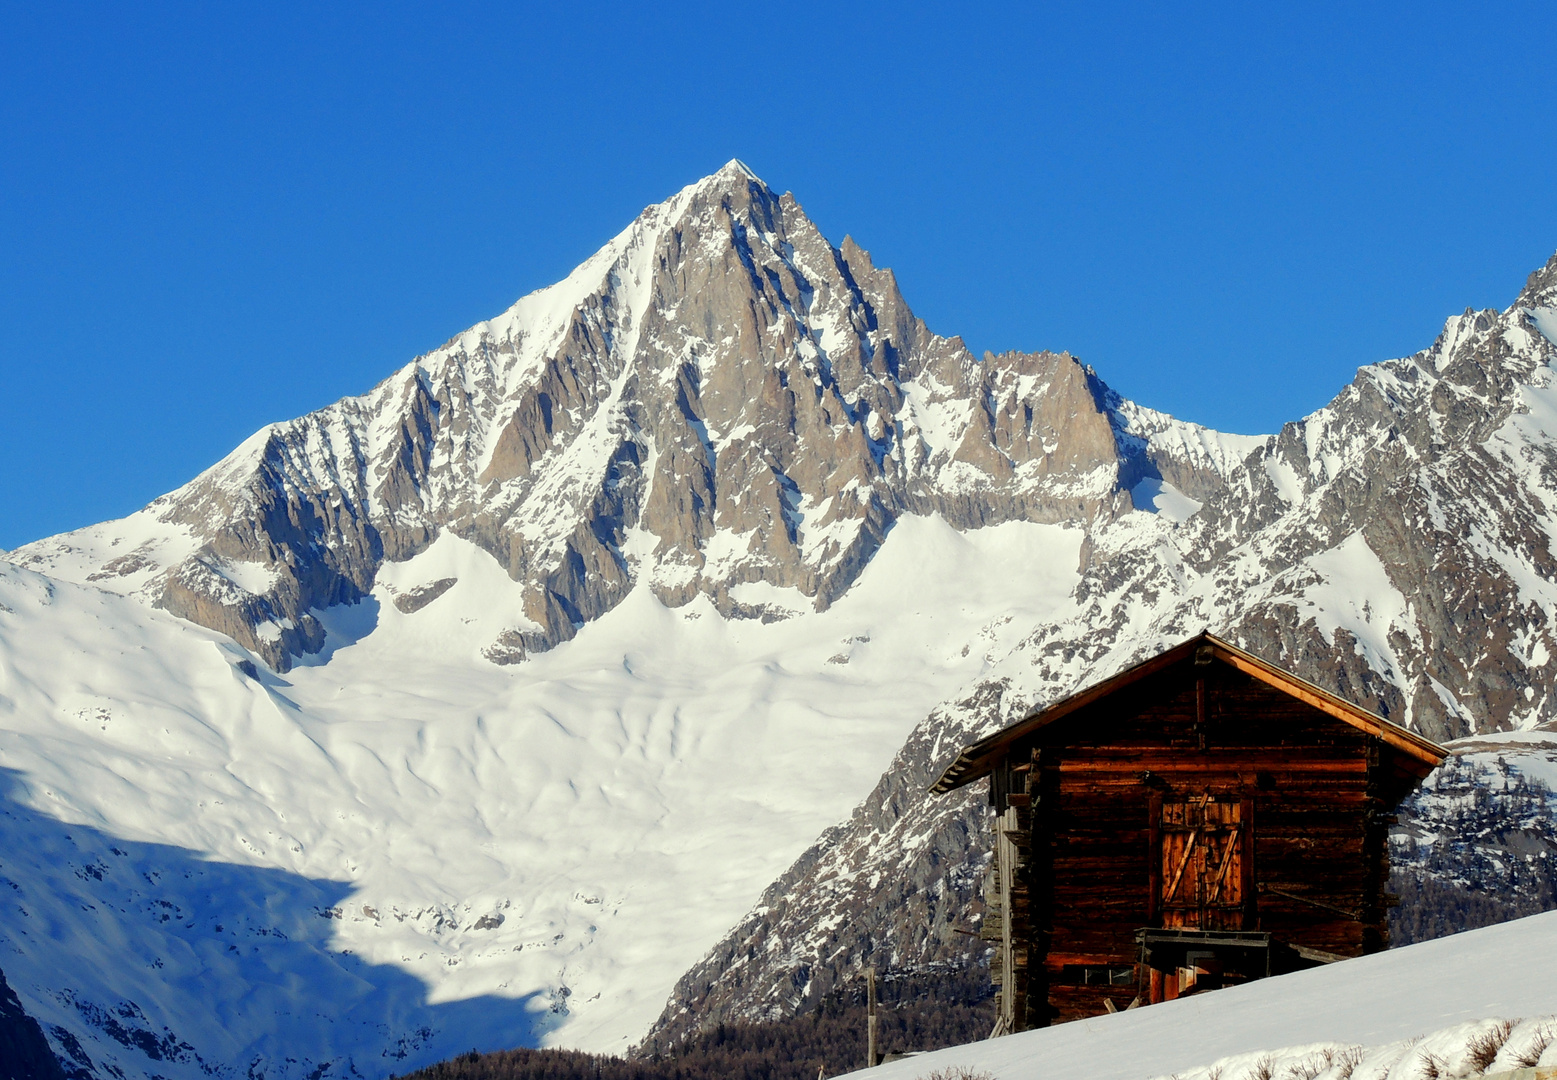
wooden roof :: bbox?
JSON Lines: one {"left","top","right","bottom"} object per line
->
{"left": 930, "top": 632, "right": 1447, "bottom": 794}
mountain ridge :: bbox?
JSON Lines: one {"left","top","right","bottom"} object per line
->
{"left": 12, "top": 161, "right": 1248, "bottom": 675}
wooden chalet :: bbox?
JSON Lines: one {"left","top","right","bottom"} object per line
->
{"left": 931, "top": 632, "right": 1446, "bottom": 1034}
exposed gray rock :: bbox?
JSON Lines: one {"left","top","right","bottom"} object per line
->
{"left": 393, "top": 578, "right": 457, "bottom": 614}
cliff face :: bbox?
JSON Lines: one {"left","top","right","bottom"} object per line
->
{"left": 643, "top": 257, "right": 1557, "bottom": 1046}
{"left": 15, "top": 162, "right": 1225, "bottom": 672}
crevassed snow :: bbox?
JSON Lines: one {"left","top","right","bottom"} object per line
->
{"left": 859, "top": 910, "right": 1557, "bottom": 1080}
{"left": 0, "top": 515, "right": 1082, "bottom": 1076}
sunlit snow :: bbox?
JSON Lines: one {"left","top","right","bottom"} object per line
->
{"left": 0, "top": 515, "right": 1081, "bottom": 1072}
{"left": 1128, "top": 477, "right": 1202, "bottom": 522}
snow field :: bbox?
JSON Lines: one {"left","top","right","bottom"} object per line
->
{"left": 858, "top": 911, "right": 1557, "bottom": 1080}
{"left": 0, "top": 514, "right": 1082, "bottom": 1076}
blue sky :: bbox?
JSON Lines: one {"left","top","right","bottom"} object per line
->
{"left": 2, "top": 2, "right": 1554, "bottom": 549}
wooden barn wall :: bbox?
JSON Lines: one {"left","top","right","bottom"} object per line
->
{"left": 992, "top": 664, "right": 1399, "bottom": 1028}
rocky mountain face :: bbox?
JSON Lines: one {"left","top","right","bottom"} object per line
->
{"left": 643, "top": 256, "right": 1557, "bottom": 1046}
{"left": 12, "top": 162, "right": 1231, "bottom": 672}
{"left": 0, "top": 163, "right": 1264, "bottom": 1077}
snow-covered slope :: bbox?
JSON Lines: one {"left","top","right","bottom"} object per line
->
{"left": 856, "top": 910, "right": 1557, "bottom": 1080}
{"left": 1, "top": 161, "right": 1259, "bottom": 1077}
{"left": 0, "top": 515, "right": 1084, "bottom": 1076}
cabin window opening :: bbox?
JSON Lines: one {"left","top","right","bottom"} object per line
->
{"left": 1058, "top": 964, "right": 1136, "bottom": 987}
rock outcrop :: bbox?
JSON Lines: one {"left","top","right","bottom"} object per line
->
{"left": 0, "top": 965, "right": 65, "bottom": 1080}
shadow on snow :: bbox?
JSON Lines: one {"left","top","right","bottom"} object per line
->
{"left": 0, "top": 768, "right": 547, "bottom": 1080}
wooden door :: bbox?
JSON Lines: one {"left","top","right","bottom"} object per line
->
{"left": 1158, "top": 794, "right": 1244, "bottom": 930}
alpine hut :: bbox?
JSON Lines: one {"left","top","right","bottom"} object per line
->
{"left": 931, "top": 632, "right": 1446, "bottom": 1034}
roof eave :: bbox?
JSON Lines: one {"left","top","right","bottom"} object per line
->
{"left": 929, "top": 633, "right": 1447, "bottom": 795}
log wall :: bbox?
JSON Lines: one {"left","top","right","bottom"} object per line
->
{"left": 985, "top": 662, "right": 1414, "bottom": 1030}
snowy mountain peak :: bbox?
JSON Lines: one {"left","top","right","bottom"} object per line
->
{"left": 713, "top": 157, "right": 763, "bottom": 183}
{"left": 1519, "top": 247, "right": 1557, "bottom": 309}
{"left": 646, "top": 244, "right": 1557, "bottom": 1048}
{"left": 12, "top": 169, "right": 1241, "bottom": 672}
